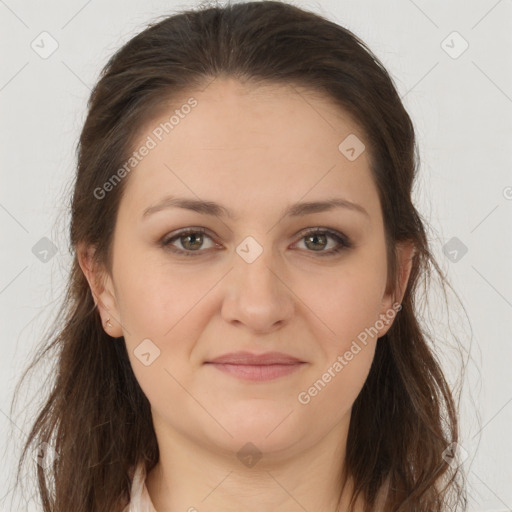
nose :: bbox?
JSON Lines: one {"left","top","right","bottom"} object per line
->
{"left": 220, "top": 246, "right": 295, "bottom": 334}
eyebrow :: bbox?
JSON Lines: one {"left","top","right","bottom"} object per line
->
{"left": 142, "top": 195, "right": 369, "bottom": 220}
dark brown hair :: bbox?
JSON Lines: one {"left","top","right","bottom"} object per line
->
{"left": 12, "top": 1, "right": 467, "bottom": 510}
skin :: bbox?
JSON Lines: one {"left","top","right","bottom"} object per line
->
{"left": 79, "top": 78, "right": 414, "bottom": 512}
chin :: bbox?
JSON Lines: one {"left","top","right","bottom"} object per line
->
{"left": 207, "top": 403, "right": 303, "bottom": 452}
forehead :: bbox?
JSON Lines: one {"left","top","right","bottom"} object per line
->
{"left": 119, "top": 78, "right": 380, "bottom": 222}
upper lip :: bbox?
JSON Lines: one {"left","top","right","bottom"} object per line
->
{"left": 205, "top": 351, "right": 304, "bottom": 365}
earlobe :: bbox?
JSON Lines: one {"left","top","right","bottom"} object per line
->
{"left": 76, "top": 243, "right": 124, "bottom": 338}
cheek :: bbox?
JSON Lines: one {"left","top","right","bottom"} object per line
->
{"left": 294, "top": 263, "right": 384, "bottom": 419}
{"left": 301, "top": 257, "right": 388, "bottom": 346}
{"left": 113, "top": 259, "right": 213, "bottom": 407}
{"left": 112, "top": 249, "right": 222, "bottom": 393}
{"left": 113, "top": 243, "right": 209, "bottom": 337}
{"left": 296, "top": 339, "right": 376, "bottom": 430}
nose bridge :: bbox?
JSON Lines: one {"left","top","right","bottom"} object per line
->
{"left": 234, "top": 235, "right": 283, "bottom": 301}
{"left": 238, "top": 245, "right": 277, "bottom": 293}
{"left": 221, "top": 235, "right": 294, "bottom": 332}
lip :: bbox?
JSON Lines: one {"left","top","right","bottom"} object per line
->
{"left": 204, "top": 351, "right": 306, "bottom": 382}
{"left": 205, "top": 351, "right": 304, "bottom": 365}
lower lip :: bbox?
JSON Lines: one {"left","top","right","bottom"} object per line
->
{"left": 206, "top": 362, "right": 305, "bottom": 381}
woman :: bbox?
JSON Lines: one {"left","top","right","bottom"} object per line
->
{"left": 13, "top": 1, "right": 467, "bottom": 511}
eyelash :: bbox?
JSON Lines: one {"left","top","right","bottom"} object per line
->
{"left": 160, "top": 227, "right": 353, "bottom": 258}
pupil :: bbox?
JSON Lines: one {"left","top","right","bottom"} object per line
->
{"left": 185, "top": 233, "right": 202, "bottom": 249}
{"left": 306, "top": 234, "right": 326, "bottom": 251}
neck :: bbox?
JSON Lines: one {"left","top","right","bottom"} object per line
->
{"left": 145, "top": 413, "right": 364, "bottom": 512}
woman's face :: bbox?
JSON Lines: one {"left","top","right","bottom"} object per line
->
{"left": 83, "top": 78, "right": 411, "bottom": 459}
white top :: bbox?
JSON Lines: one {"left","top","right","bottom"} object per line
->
{"left": 122, "top": 463, "right": 157, "bottom": 512}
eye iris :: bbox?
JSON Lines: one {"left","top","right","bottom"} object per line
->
{"left": 305, "top": 233, "right": 327, "bottom": 251}
{"left": 182, "top": 232, "right": 203, "bottom": 250}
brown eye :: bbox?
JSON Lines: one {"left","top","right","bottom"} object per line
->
{"left": 161, "top": 228, "right": 217, "bottom": 256}
{"left": 304, "top": 232, "right": 328, "bottom": 251}
{"left": 294, "top": 228, "right": 352, "bottom": 256}
{"left": 179, "top": 232, "right": 204, "bottom": 251}
{"left": 160, "top": 227, "right": 352, "bottom": 258}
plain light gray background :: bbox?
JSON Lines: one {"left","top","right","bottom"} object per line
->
{"left": 1, "top": 0, "right": 511, "bottom": 510}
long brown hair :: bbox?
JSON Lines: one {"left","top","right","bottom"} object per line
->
{"left": 11, "top": 1, "right": 467, "bottom": 510}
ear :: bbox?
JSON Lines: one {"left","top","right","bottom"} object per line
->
{"left": 377, "top": 240, "right": 416, "bottom": 337}
{"left": 77, "top": 242, "right": 123, "bottom": 338}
